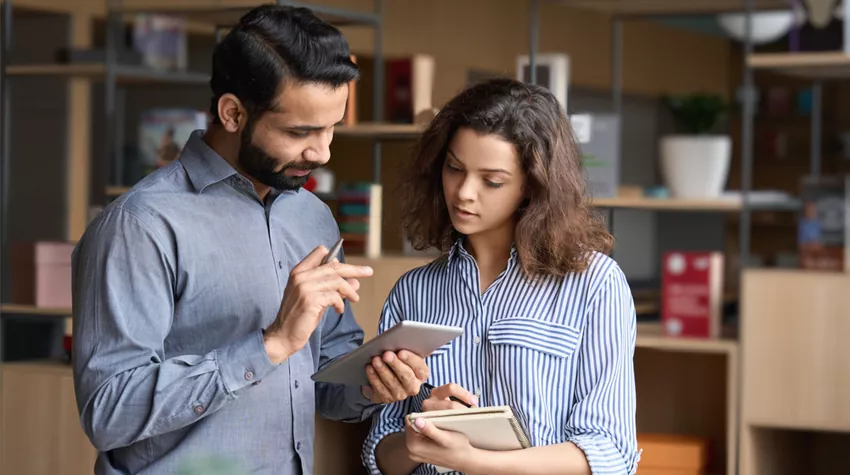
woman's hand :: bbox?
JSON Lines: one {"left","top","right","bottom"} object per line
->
{"left": 404, "top": 415, "right": 479, "bottom": 473}
{"left": 421, "top": 383, "right": 479, "bottom": 411}
{"left": 402, "top": 383, "right": 482, "bottom": 473}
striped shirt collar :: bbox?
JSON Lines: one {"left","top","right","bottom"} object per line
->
{"left": 446, "top": 237, "right": 520, "bottom": 267}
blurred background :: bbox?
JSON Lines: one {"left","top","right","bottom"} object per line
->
{"left": 0, "top": 1, "right": 848, "bottom": 474}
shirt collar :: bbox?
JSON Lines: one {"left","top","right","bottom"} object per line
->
{"left": 180, "top": 130, "right": 239, "bottom": 194}
{"left": 447, "top": 237, "right": 519, "bottom": 266}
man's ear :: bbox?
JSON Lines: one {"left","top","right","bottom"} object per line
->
{"left": 217, "top": 93, "right": 246, "bottom": 133}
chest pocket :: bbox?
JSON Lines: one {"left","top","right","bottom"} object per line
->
{"left": 487, "top": 317, "right": 582, "bottom": 358}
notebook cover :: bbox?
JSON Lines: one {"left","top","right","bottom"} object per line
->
{"left": 407, "top": 406, "right": 530, "bottom": 473}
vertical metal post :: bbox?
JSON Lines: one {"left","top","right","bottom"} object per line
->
{"left": 529, "top": 0, "right": 539, "bottom": 84}
{"left": 810, "top": 81, "right": 822, "bottom": 177}
{"left": 739, "top": 0, "right": 755, "bottom": 272}
{"left": 372, "top": 0, "right": 383, "bottom": 183}
{"left": 611, "top": 17, "right": 622, "bottom": 116}
{"left": 0, "top": 0, "right": 11, "bottom": 307}
{"left": 844, "top": 0, "right": 850, "bottom": 54}
{"left": 105, "top": 1, "right": 118, "bottom": 189}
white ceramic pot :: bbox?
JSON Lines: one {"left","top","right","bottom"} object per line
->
{"left": 660, "top": 135, "right": 731, "bottom": 199}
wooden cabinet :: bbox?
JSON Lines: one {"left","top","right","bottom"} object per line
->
{"left": 740, "top": 270, "right": 850, "bottom": 475}
{"left": 0, "top": 362, "right": 97, "bottom": 475}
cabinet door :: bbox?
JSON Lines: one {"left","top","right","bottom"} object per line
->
{"left": 742, "top": 271, "right": 850, "bottom": 431}
{"left": 1, "top": 362, "right": 97, "bottom": 475}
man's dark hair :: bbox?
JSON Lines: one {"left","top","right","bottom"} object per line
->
{"left": 209, "top": 4, "right": 360, "bottom": 124}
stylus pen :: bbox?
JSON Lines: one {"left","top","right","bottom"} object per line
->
{"left": 422, "top": 383, "right": 473, "bottom": 408}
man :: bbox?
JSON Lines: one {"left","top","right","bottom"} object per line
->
{"left": 71, "top": 5, "right": 428, "bottom": 474}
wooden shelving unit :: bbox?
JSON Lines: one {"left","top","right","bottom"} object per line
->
{"left": 747, "top": 51, "right": 850, "bottom": 79}
{"left": 6, "top": 63, "right": 210, "bottom": 84}
{"left": 591, "top": 196, "right": 800, "bottom": 212}
{"left": 0, "top": 304, "right": 72, "bottom": 316}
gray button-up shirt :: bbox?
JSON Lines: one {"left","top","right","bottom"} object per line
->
{"left": 72, "top": 131, "right": 377, "bottom": 475}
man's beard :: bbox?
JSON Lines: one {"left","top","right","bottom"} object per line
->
{"left": 237, "top": 125, "right": 318, "bottom": 191}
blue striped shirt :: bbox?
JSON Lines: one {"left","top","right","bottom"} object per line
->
{"left": 362, "top": 239, "right": 640, "bottom": 475}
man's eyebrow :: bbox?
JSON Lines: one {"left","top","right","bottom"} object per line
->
{"left": 285, "top": 120, "right": 345, "bottom": 132}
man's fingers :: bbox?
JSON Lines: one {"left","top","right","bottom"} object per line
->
{"left": 366, "top": 363, "right": 393, "bottom": 402}
{"left": 323, "top": 292, "right": 345, "bottom": 314}
{"left": 432, "top": 383, "right": 478, "bottom": 407}
{"left": 347, "top": 277, "right": 360, "bottom": 292}
{"left": 372, "top": 355, "right": 407, "bottom": 401}
{"left": 397, "top": 350, "right": 430, "bottom": 381}
{"left": 383, "top": 352, "right": 421, "bottom": 396}
{"left": 291, "top": 246, "right": 328, "bottom": 273}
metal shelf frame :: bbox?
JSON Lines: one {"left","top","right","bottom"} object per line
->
{"left": 527, "top": 0, "right": 833, "bottom": 275}
{"left": 101, "top": 0, "right": 387, "bottom": 188}
{"left": 0, "top": 0, "right": 387, "bottom": 328}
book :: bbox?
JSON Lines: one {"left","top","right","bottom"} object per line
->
{"left": 660, "top": 251, "right": 724, "bottom": 339}
{"left": 406, "top": 406, "right": 530, "bottom": 473}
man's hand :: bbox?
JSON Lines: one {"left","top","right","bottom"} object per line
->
{"left": 421, "top": 383, "right": 478, "bottom": 411}
{"left": 263, "top": 245, "right": 373, "bottom": 363}
{"left": 362, "top": 350, "right": 429, "bottom": 403}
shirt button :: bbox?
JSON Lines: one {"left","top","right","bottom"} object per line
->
{"left": 193, "top": 405, "right": 205, "bottom": 415}
{"left": 244, "top": 371, "right": 254, "bottom": 381}
{"left": 296, "top": 442, "right": 301, "bottom": 450}
{"left": 475, "top": 388, "right": 482, "bottom": 397}
{"left": 294, "top": 380, "right": 300, "bottom": 389}
{"left": 473, "top": 336, "right": 481, "bottom": 345}
{"left": 278, "top": 261, "right": 283, "bottom": 269}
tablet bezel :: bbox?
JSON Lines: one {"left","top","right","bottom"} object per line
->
{"left": 311, "top": 320, "right": 464, "bottom": 387}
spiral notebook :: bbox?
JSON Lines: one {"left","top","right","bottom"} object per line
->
{"left": 406, "top": 405, "right": 530, "bottom": 473}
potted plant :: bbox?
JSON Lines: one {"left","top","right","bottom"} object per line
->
{"left": 660, "top": 93, "right": 731, "bottom": 199}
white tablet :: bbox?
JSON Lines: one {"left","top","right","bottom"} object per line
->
{"left": 311, "top": 320, "right": 464, "bottom": 386}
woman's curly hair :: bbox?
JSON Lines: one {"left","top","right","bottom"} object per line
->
{"left": 398, "top": 77, "right": 613, "bottom": 276}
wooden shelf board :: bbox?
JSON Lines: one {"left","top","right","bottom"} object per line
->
{"left": 562, "top": 0, "right": 788, "bottom": 15}
{"left": 115, "top": 0, "right": 378, "bottom": 27}
{"left": 106, "top": 186, "right": 336, "bottom": 201}
{"left": 7, "top": 64, "right": 209, "bottom": 84}
{"left": 747, "top": 52, "right": 850, "bottom": 79}
{"left": 0, "top": 304, "right": 72, "bottom": 316}
{"left": 591, "top": 196, "right": 800, "bottom": 211}
{"left": 335, "top": 123, "right": 424, "bottom": 139}
{"left": 636, "top": 322, "right": 738, "bottom": 354}
{"left": 1, "top": 360, "right": 72, "bottom": 375}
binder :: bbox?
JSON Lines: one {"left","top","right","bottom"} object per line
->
{"left": 406, "top": 406, "right": 530, "bottom": 473}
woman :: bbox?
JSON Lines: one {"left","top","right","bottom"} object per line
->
{"left": 361, "top": 77, "right": 640, "bottom": 475}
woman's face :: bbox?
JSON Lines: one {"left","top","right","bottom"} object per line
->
{"left": 441, "top": 127, "right": 527, "bottom": 239}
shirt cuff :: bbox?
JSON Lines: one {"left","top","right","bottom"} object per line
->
{"left": 569, "top": 433, "right": 636, "bottom": 475}
{"left": 362, "top": 424, "right": 404, "bottom": 475}
{"left": 216, "top": 329, "right": 279, "bottom": 395}
{"left": 344, "top": 384, "right": 384, "bottom": 421}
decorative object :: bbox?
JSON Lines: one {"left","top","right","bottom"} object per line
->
{"left": 660, "top": 94, "right": 731, "bottom": 199}
{"left": 516, "top": 53, "right": 570, "bottom": 110}
{"left": 717, "top": 9, "right": 799, "bottom": 44}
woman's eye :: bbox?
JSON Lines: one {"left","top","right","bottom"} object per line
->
{"left": 288, "top": 131, "right": 308, "bottom": 138}
{"left": 486, "top": 181, "right": 503, "bottom": 189}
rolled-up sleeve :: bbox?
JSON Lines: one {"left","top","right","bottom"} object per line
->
{"left": 565, "top": 265, "right": 641, "bottom": 475}
{"left": 72, "top": 208, "right": 280, "bottom": 452}
{"left": 361, "top": 281, "right": 411, "bottom": 474}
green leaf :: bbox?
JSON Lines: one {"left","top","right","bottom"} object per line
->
{"left": 663, "top": 93, "right": 728, "bottom": 135}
